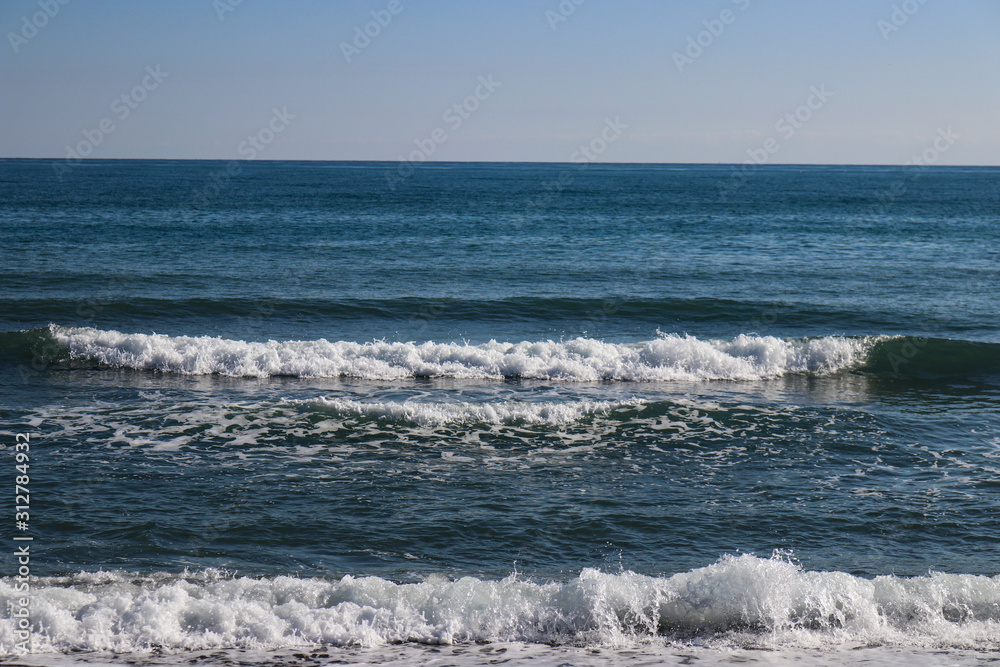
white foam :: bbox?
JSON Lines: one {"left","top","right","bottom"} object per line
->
{"left": 49, "top": 326, "right": 871, "bottom": 381}
{"left": 302, "top": 397, "right": 642, "bottom": 426}
{"left": 2, "top": 555, "right": 998, "bottom": 656}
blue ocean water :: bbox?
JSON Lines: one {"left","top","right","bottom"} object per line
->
{"left": 1, "top": 159, "right": 999, "bottom": 664}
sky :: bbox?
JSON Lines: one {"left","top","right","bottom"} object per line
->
{"left": 2, "top": 0, "right": 998, "bottom": 165}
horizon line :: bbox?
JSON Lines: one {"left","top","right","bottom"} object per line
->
{"left": 2, "top": 157, "right": 998, "bottom": 168}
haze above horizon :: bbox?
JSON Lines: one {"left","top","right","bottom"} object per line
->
{"left": 2, "top": 0, "right": 998, "bottom": 165}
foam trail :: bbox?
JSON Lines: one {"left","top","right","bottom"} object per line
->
{"left": 48, "top": 326, "right": 871, "bottom": 381}
{"left": 302, "top": 397, "right": 643, "bottom": 426}
{"left": 2, "top": 556, "right": 999, "bottom": 654}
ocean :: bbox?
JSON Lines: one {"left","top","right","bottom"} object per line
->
{"left": 1, "top": 159, "right": 999, "bottom": 666}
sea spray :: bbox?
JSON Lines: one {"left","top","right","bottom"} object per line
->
{"left": 47, "top": 325, "right": 871, "bottom": 381}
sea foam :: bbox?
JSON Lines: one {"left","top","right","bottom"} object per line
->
{"left": 48, "top": 326, "right": 870, "bottom": 381}
{"left": 302, "top": 397, "right": 643, "bottom": 426}
{"left": 2, "top": 555, "right": 998, "bottom": 655}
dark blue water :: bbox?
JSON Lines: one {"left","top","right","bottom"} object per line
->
{"left": 1, "top": 160, "right": 999, "bottom": 660}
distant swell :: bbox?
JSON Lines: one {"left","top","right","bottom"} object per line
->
{"left": 3, "top": 556, "right": 999, "bottom": 654}
{"left": 0, "top": 295, "right": 924, "bottom": 330}
{"left": 42, "top": 325, "right": 868, "bottom": 381}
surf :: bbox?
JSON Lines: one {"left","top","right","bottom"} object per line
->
{"left": 3, "top": 554, "right": 999, "bottom": 654}
{"left": 35, "top": 325, "right": 868, "bottom": 381}
{"left": 6, "top": 326, "right": 999, "bottom": 385}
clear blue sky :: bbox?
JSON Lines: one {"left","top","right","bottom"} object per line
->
{"left": 2, "top": 0, "right": 998, "bottom": 164}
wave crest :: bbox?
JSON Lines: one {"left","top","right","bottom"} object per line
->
{"left": 3, "top": 555, "right": 999, "bottom": 654}
{"left": 46, "top": 326, "right": 870, "bottom": 381}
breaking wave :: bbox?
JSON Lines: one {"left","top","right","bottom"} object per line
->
{"left": 35, "top": 325, "right": 868, "bottom": 381}
{"left": 3, "top": 555, "right": 999, "bottom": 655}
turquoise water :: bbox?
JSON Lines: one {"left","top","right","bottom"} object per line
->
{"left": 1, "top": 160, "right": 999, "bottom": 662}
